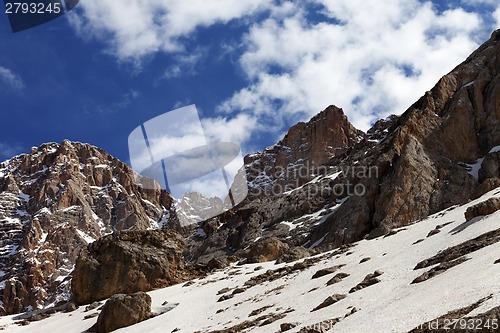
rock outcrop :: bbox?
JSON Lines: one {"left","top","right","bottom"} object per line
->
{"left": 464, "top": 197, "right": 500, "bottom": 221}
{"left": 0, "top": 141, "right": 176, "bottom": 314}
{"left": 72, "top": 230, "right": 185, "bottom": 305}
{"left": 88, "top": 292, "right": 152, "bottom": 333}
{"left": 246, "top": 237, "right": 287, "bottom": 263}
{"left": 245, "top": 105, "right": 365, "bottom": 198}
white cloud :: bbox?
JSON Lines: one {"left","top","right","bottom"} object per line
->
{"left": 163, "top": 51, "right": 205, "bottom": 79}
{"left": 68, "top": 0, "right": 271, "bottom": 63}
{"left": 69, "top": 0, "right": 496, "bottom": 148}
{"left": 494, "top": 6, "right": 500, "bottom": 28}
{"left": 202, "top": 113, "right": 258, "bottom": 146}
{"left": 0, "top": 66, "right": 24, "bottom": 90}
{"left": 218, "top": 0, "right": 491, "bottom": 131}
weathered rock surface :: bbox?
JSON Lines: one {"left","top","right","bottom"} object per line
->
{"left": 88, "top": 292, "right": 152, "bottom": 333}
{"left": 311, "top": 294, "right": 346, "bottom": 312}
{"left": 311, "top": 265, "right": 344, "bottom": 279}
{"left": 349, "top": 271, "right": 384, "bottom": 293}
{"left": 464, "top": 197, "right": 500, "bottom": 221}
{"left": 0, "top": 141, "right": 177, "bottom": 315}
{"left": 72, "top": 230, "right": 185, "bottom": 305}
{"left": 246, "top": 237, "right": 287, "bottom": 263}
{"left": 326, "top": 273, "right": 350, "bottom": 286}
{"left": 245, "top": 105, "right": 365, "bottom": 199}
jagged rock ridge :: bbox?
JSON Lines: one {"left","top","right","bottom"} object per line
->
{"left": 0, "top": 140, "right": 176, "bottom": 315}
{"left": 245, "top": 105, "right": 365, "bottom": 198}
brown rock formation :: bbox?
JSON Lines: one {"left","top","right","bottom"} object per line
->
{"left": 246, "top": 237, "right": 288, "bottom": 264}
{"left": 310, "top": 28, "right": 500, "bottom": 247}
{"left": 464, "top": 197, "right": 500, "bottom": 221}
{"left": 88, "top": 292, "right": 152, "bottom": 333}
{"left": 72, "top": 230, "right": 184, "bottom": 305}
{"left": 0, "top": 141, "right": 176, "bottom": 315}
{"left": 245, "top": 105, "right": 365, "bottom": 198}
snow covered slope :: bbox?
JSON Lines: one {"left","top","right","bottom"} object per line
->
{"left": 2, "top": 188, "right": 499, "bottom": 332}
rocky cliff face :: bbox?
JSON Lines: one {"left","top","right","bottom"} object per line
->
{"left": 244, "top": 105, "right": 365, "bottom": 198}
{"left": 187, "top": 29, "right": 500, "bottom": 260}
{"left": 310, "top": 28, "right": 500, "bottom": 247}
{"left": 0, "top": 140, "right": 176, "bottom": 315}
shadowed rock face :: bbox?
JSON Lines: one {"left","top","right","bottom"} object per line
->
{"left": 0, "top": 141, "right": 177, "bottom": 315}
{"left": 72, "top": 230, "right": 185, "bottom": 305}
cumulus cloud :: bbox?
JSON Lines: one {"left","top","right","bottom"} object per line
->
{"left": 494, "top": 6, "right": 500, "bottom": 28}
{"left": 67, "top": 0, "right": 271, "bottom": 63}
{"left": 202, "top": 113, "right": 258, "bottom": 146}
{"left": 219, "top": 0, "right": 490, "bottom": 131}
{"left": 0, "top": 66, "right": 24, "bottom": 90}
{"left": 69, "top": 0, "right": 497, "bottom": 148}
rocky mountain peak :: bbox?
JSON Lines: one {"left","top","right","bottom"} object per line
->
{"left": 279, "top": 105, "right": 365, "bottom": 167}
{"left": 0, "top": 140, "right": 175, "bottom": 315}
{"left": 245, "top": 105, "right": 365, "bottom": 198}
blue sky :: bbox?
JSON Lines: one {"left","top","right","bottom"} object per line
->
{"left": 0, "top": 0, "right": 499, "bottom": 164}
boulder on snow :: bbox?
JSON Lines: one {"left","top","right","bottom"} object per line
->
{"left": 72, "top": 230, "right": 185, "bottom": 305}
{"left": 88, "top": 292, "right": 152, "bottom": 333}
{"left": 247, "top": 237, "right": 312, "bottom": 264}
{"left": 246, "top": 237, "right": 287, "bottom": 263}
{"left": 464, "top": 197, "right": 500, "bottom": 221}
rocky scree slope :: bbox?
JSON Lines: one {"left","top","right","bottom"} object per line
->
{"left": 0, "top": 140, "right": 176, "bottom": 315}
{"left": 187, "top": 29, "right": 500, "bottom": 261}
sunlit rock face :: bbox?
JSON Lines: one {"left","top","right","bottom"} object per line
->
{"left": 0, "top": 140, "right": 176, "bottom": 315}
